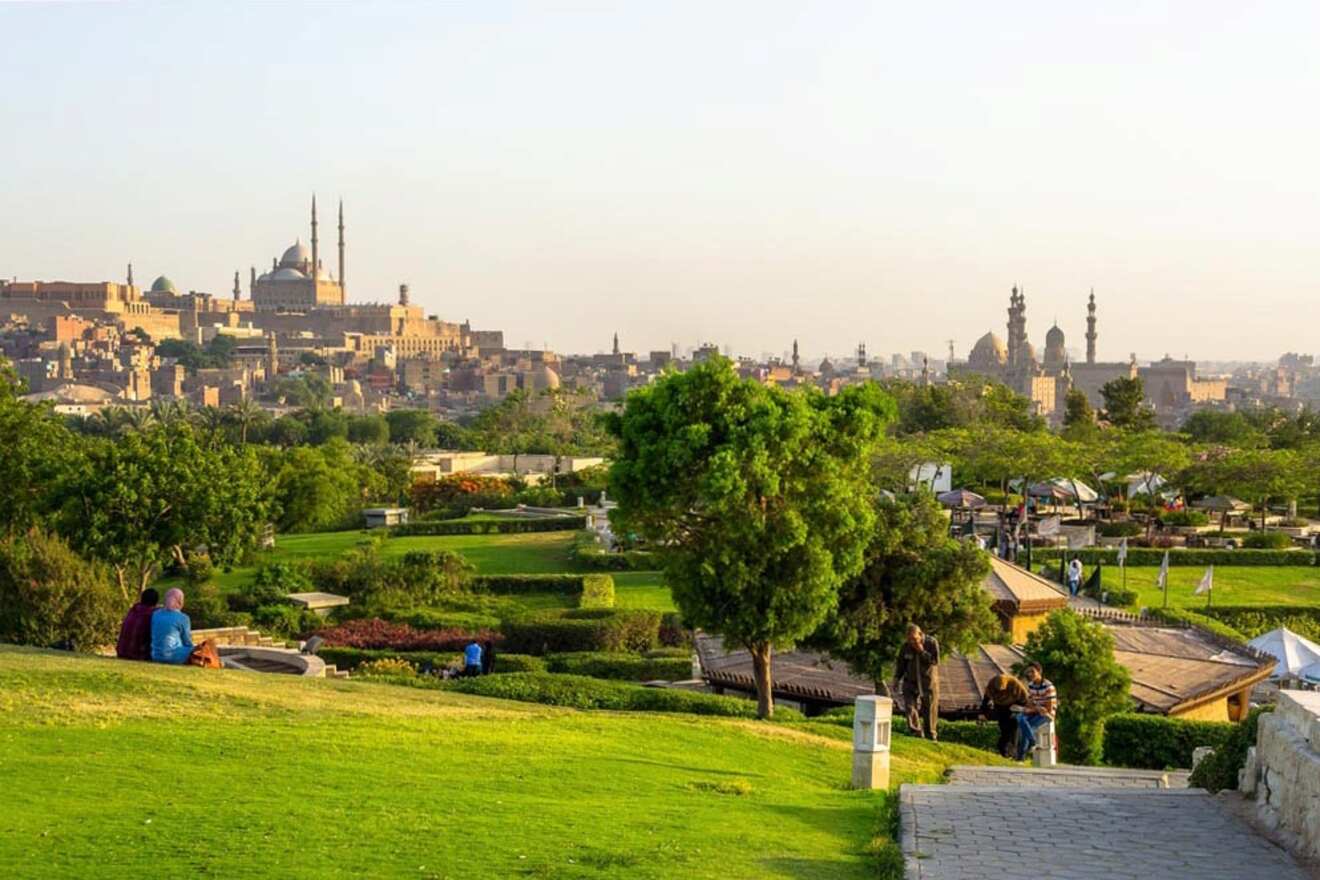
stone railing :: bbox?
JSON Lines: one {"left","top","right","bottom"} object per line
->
{"left": 1241, "top": 690, "right": 1320, "bottom": 861}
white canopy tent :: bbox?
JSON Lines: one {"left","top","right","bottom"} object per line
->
{"left": 1247, "top": 628, "right": 1320, "bottom": 680}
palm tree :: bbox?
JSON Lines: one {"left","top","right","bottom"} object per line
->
{"left": 150, "top": 398, "right": 191, "bottom": 428}
{"left": 227, "top": 398, "right": 262, "bottom": 445}
{"left": 122, "top": 406, "right": 156, "bottom": 433}
{"left": 197, "top": 405, "right": 228, "bottom": 436}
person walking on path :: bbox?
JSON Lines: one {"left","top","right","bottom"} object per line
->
{"left": 980, "top": 672, "right": 1030, "bottom": 758}
{"left": 1067, "top": 557, "right": 1084, "bottom": 597}
{"left": 1016, "top": 662, "right": 1057, "bottom": 760}
{"left": 895, "top": 624, "right": 940, "bottom": 741}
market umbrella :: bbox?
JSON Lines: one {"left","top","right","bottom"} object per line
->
{"left": 1247, "top": 628, "right": 1320, "bottom": 679}
{"left": 937, "top": 488, "right": 986, "bottom": 510}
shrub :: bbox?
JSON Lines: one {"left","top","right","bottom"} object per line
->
{"left": 473, "top": 574, "right": 615, "bottom": 609}
{"left": 544, "top": 651, "right": 692, "bottom": 681}
{"left": 1099, "top": 521, "right": 1143, "bottom": 538}
{"left": 1023, "top": 610, "right": 1132, "bottom": 765}
{"left": 1101, "top": 713, "right": 1235, "bottom": 769}
{"left": 569, "top": 534, "right": 659, "bottom": 571}
{"left": 1034, "top": 547, "right": 1315, "bottom": 567}
{"left": 442, "top": 672, "right": 801, "bottom": 719}
{"left": 499, "top": 609, "right": 661, "bottom": 655}
{"left": 185, "top": 582, "right": 251, "bottom": 629}
{"left": 0, "top": 530, "right": 120, "bottom": 652}
{"left": 1242, "top": 530, "right": 1293, "bottom": 549}
{"left": 1145, "top": 607, "right": 1249, "bottom": 642}
{"left": 392, "top": 517, "right": 586, "bottom": 536}
{"left": 307, "top": 544, "right": 472, "bottom": 607}
{"left": 659, "top": 611, "right": 690, "bottom": 647}
{"left": 1097, "top": 586, "right": 1140, "bottom": 608}
{"left": 1159, "top": 511, "right": 1210, "bottom": 528}
{"left": 384, "top": 608, "right": 503, "bottom": 632}
{"left": 318, "top": 646, "right": 458, "bottom": 672}
{"left": 315, "top": 617, "right": 499, "bottom": 651}
{"left": 250, "top": 604, "right": 321, "bottom": 640}
{"left": 356, "top": 657, "right": 417, "bottom": 678}
{"left": 1189, "top": 706, "right": 1272, "bottom": 792}
{"left": 409, "top": 475, "right": 515, "bottom": 512}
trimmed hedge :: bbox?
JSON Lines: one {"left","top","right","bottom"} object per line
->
{"left": 544, "top": 651, "right": 692, "bottom": 682}
{"left": 318, "top": 645, "right": 545, "bottom": 674}
{"left": 442, "top": 672, "right": 801, "bottom": 719}
{"left": 1036, "top": 547, "right": 1315, "bottom": 567}
{"left": 1200, "top": 605, "right": 1320, "bottom": 642}
{"left": 570, "top": 541, "right": 660, "bottom": 571}
{"left": 1242, "top": 531, "right": 1294, "bottom": 549}
{"left": 1101, "top": 713, "right": 1235, "bottom": 770}
{"left": 384, "top": 608, "right": 503, "bottom": 632}
{"left": 473, "top": 574, "right": 615, "bottom": 609}
{"left": 500, "top": 608, "right": 661, "bottom": 655}
{"left": 391, "top": 516, "right": 587, "bottom": 536}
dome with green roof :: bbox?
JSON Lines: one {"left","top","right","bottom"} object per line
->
{"left": 149, "top": 275, "right": 176, "bottom": 294}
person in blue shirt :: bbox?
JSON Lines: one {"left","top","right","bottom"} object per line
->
{"left": 463, "top": 641, "right": 483, "bottom": 677}
{"left": 151, "top": 588, "right": 195, "bottom": 664}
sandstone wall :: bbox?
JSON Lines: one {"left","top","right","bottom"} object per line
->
{"left": 1242, "top": 690, "right": 1320, "bottom": 861}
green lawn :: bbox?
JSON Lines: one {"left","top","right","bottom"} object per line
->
{"left": 0, "top": 647, "right": 999, "bottom": 879}
{"left": 202, "top": 529, "right": 588, "bottom": 592}
{"left": 612, "top": 572, "right": 677, "bottom": 612}
{"left": 1100, "top": 565, "right": 1320, "bottom": 609}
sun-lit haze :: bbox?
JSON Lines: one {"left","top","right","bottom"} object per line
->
{"left": 4, "top": 1, "right": 1319, "bottom": 361}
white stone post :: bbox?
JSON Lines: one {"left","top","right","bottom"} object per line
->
{"left": 852, "top": 695, "right": 892, "bottom": 790}
{"left": 1033, "top": 718, "right": 1058, "bottom": 768}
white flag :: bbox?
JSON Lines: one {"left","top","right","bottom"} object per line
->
{"left": 1195, "top": 565, "right": 1213, "bottom": 595}
{"left": 1117, "top": 537, "right": 1128, "bottom": 566}
{"left": 1156, "top": 550, "right": 1170, "bottom": 589}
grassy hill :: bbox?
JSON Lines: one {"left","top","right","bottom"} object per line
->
{"left": 0, "top": 646, "right": 998, "bottom": 879}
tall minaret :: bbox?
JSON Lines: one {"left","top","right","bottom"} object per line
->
{"left": 233, "top": 271, "right": 241, "bottom": 298}
{"left": 791, "top": 339, "right": 800, "bottom": 374}
{"left": 921, "top": 355, "right": 930, "bottom": 387}
{"left": 1006, "top": 286, "right": 1019, "bottom": 364}
{"left": 250, "top": 266, "right": 256, "bottom": 298}
{"left": 310, "top": 194, "right": 319, "bottom": 276}
{"left": 857, "top": 342, "right": 867, "bottom": 368}
{"left": 127, "top": 263, "right": 134, "bottom": 288}
{"left": 337, "top": 199, "right": 346, "bottom": 296}
{"left": 612, "top": 332, "right": 620, "bottom": 356}
{"left": 1085, "top": 289, "right": 1097, "bottom": 365}
{"left": 398, "top": 283, "right": 410, "bottom": 306}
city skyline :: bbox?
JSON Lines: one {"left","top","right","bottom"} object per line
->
{"left": 6, "top": 2, "right": 1320, "bottom": 361}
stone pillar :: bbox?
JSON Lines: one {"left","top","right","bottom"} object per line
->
{"left": 1033, "top": 719, "right": 1058, "bottom": 768}
{"left": 852, "top": 695, "right": 892, "bottom": 790}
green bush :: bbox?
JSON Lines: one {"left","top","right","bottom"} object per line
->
{"left": 1101, "top": 713, "right": 1235, "bottom": 770}
{"left": 306, "top": 543, "right": 472, "bottom": 607}
{"left": 500, "top": 608, "right": 661, "bottom": 654}
{"left": 473, "top": 573, "right": 615, "bottom": 609}
{"left": 443, "top": 672, "right": 801, "bottom": 719}
{"left": 384, "top": 607, "right": 503, "bottom": 632}
{"left": 659, "top": 611, "right": 690, "bottom": 647}
{"left": 1242, "top": 530, "right": 1294, "bottom": 549}
{"left": 1099, "top": 521, "right": 1144, "bottom": 538}
{"left": 391, "top": 516, "right": 586, "bottom": 536}
{"left": 544, "top": 651, "right": 692, "bottom": 681}
{"left": 1035, "top": 547, "right": 1314, "bottom": 567}
{"left": 250, "top": 604, "right": 321, "bottom": 640}
{"left": 1198, "top": 605, "right": 1320, "bottom": 642}
{"left": 1189, "top": 706, "right": 1272, "bottom": 792}
{"left": 185, "top": 583, "right": 251, "bottom": 630}
{"left": 0, "top": 530, "right": 120, "bottom": 652}
{"left": 1094, "top": 584, "right": 1140, "bottom": 607}
{"left": 570, "top": 533, "right": 660, "bottom": 571}
{"left": 318, "top": 645, "right": 546, "bottom": 674}
{"left": 1159, "top": 511, "right": 1210, "bottom": 527}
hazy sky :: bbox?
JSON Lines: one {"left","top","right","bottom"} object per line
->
{"left": 4, "top": 2, "right": 1319, "bottom": 362}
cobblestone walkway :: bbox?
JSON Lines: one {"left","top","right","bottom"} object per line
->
{"left": 900, "top": 785, "right": 1308, "bottom": 880}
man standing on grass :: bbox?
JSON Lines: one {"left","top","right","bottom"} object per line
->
{"left": 894, "top": 623, "right": 940, "bottom": 741}
{"left": 980, "top": 672, "right": 1029, "bottom": 758}
{"left": 1016, "top": 661, "right": 1057, "bottom": 760}
{"left": 463, "top": 640, "right": 483, "bottom": 677}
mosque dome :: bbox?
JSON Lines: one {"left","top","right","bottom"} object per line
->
{"left": 1045, "top": 324, "right": 1065, "bottom": 346}
{"left": 968, "top": 332, "right": 1008, "bottom": 369}
{"left": 279, "top": 240, "right": 312, "bottom": 269}
{"left": 819, "top": 357, "right": 835, "bottom": 375}
{"left": 271, "top": 267, "right": 307, "bottom": 281}
{"left": 1043, "top": 324, "right": 1067, "bottom": 369}
{"left": 150, "top": 276, "right": 176, "bottom": 293}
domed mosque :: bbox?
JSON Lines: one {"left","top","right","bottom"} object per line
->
{"left": 251, "top": 196, "right": 347, "bottom": 309}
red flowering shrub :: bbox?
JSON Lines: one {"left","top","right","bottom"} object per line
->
{"left": 315, "top": 617, "right": 500, "bottom": 651}
{"left": 410, "top": 475, "right": 514, "bottom": 512}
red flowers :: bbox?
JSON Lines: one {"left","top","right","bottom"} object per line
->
{"left": 315, "top": 618, "right": 500, "bottom": 651}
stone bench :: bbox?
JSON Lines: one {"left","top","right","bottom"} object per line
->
{"left": 285, "top": 592, "right": 350, "bottom": 615}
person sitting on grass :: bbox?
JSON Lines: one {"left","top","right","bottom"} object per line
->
{"left": 1015, "top": 661, "right": 1057, "bottom": 761}
{"left": 150, "top": 588, "right": 221, "bottom": 668}
{"left": 115, "top": 588, "right": 159, "bottom": 661}
{"left": 463, "top": 640, "right": 483, "bottom": 677}
{"left": 979, "top": 672, "right": 1029, "bottom": 758}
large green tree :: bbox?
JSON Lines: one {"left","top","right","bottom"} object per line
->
{"left": 806, "top": 492, "right": 998, "bottom": 692}
{"left": 606, "top": 358, "right": 892, "bottom": 717}
{"left": 58, "top": 424, "right": 272, "bottom": 598}
{"left": 0, "top": 363, "right": 82, "bottom": 537}
{"left": 1100, "top": 376, "right": 1155, "bottom": 430}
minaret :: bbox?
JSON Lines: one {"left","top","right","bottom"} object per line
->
{"left": 126, "top": 262, "right": 134, "bottom": 288}
{"left": 266, "top": 334, "right": 279, "bottom": 380}
{"left": 921, "top": 356, "right": 930, "bottom": 387}
{"left": 791, "top": 339, "right": 800, "bottom": 374}
{"left": 1086, "top": 289, "right": 1097, "bottom": 365}
{"left": 337, "top": 199, "right": 346, "bottom": 296}
{"left": 310, "top": 194, "right": 319, "bottom": 277}
{"left": 1006, "top": 286, "right": 1019, "bottom": 364}
{"left": 233, "top": 271, "right": 241, "bottom": 298}
{"left": 398, "top": 283, "right": 410, "bottom": 306}
{"left": 857, "top": 342, "right": 867, "bottom": 368}
{"left": 612, "top": 332, "right": 620, "bottom": 356}
{"left": 250, "top": 266, "right": 256, "bottom": 298}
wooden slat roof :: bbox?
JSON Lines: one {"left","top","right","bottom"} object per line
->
{"left": 983, "top": 556, "right": 1070, "bottom": 614}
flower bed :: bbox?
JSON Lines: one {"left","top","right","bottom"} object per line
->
{"left": 314, "top": 617, "right": 500, "bottom": 651}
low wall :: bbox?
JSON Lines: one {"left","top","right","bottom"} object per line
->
{"left": 1242, "top": 690, "right": 1320, "bottom": 861}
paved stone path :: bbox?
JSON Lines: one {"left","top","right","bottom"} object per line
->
{"left": 946, "top": 764, "right": 1173, "bottom": 789}
{"left": 900, "top": 785, "right": 1308, "bottom": 880}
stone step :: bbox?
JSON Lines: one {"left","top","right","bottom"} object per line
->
{"left": 946, "top": 764, "right": 1176, "bottom": 789}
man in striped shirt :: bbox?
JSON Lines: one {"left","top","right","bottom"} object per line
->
{"left": 1015, "top": 661, "right": 1057, "bottom": 761}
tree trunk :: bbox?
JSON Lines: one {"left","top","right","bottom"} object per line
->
{"left": 750, "top": 642, "right": 774, "bottom": 719}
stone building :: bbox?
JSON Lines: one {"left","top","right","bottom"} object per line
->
{"left": 251, "top": 197, "right": 346, "bottom": 309}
